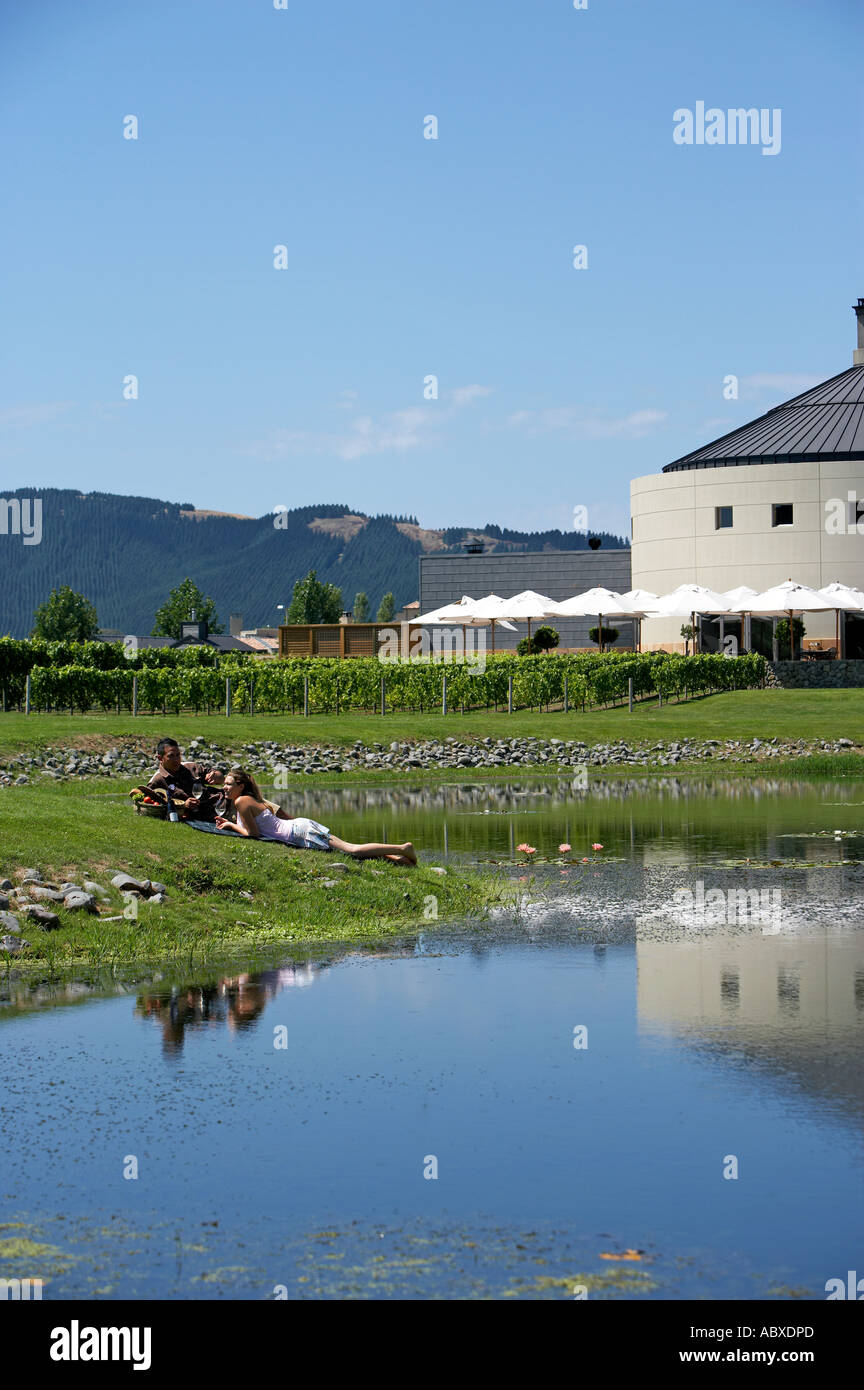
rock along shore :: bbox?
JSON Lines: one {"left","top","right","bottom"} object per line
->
{"left": 0, "top": 733, "right": 859, "bottom": 786}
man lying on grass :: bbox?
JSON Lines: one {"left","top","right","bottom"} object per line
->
{"left": 215, "top": 767, "right": 418, "bottom": 865}
{"left": 148, "top": 737, "right": 226, "bottom": 824}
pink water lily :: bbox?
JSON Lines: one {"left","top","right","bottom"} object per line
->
{"left": 592, "top": 843, "right": 604, "bottom": 851}
{"left": 558, "top": 843, "right": 571, "bottom": 853}
{"left": 516, "top": 843, "right": 536, "bottom": 856}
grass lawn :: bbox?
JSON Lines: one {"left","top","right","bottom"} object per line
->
{"left": 0, "top": 784, "right": 504, "bottom": 974}
{"left": 1, "top": 690, "right": 864, "bottom": 756}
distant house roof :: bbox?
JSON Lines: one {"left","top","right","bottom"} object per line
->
{"left": 128, "top": 634, "right": 258, "bottom": 652}
{"left": 236, "top": 635, "right": 278, "bottom": 654}
{"left": 664, "top": 364, "right": 864, "bottom": 472}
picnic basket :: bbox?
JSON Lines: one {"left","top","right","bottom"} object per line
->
{"left": 129, "top": 786, "right": 171, "bottom": 818}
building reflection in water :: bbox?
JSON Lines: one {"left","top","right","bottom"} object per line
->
{"left": 637, "top": 930, "right": 864, "bottom": 1120}
{"left": 268, "top": 776, "right": 864, "bottom": 866}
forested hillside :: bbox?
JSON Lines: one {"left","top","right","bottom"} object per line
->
{"left": 0, "top": 489, "right": 627, "bottom": 635}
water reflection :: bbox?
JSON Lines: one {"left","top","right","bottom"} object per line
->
{"left": 134, "top": 963, "right": 322, "bottom": 1052}
{"left": 267, "top": 776, "right": 864, "bottom": 866}
{"left": 637, "top": 929, "right": 864, "bottom": 1120}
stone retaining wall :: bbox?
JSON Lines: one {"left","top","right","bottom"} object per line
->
{"left": 767, "top": 659, "right": 864, "bottom": 688}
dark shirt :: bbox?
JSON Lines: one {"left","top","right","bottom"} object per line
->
{"left": 148, "top": 761, "right": 226, "bottom": 822}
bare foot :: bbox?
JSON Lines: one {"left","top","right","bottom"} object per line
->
{"left": 400, "top": 842, "right": 418, "bottom": 866}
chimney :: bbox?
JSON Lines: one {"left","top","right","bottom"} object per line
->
{"left": 230, "top": 612, "right": 243, "bottom": 637}
{"left": 180, "top": 611, "right": 208, "bottom": 642}
{"left": 854, "top": 298, "right": 864, "bottom": 367}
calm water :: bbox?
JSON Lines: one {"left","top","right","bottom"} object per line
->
{"left": 2, "top": 777, "right": 863, "bottom": 1300}
{"left": 271, "top": 773, "right": 864, "bottom": 866}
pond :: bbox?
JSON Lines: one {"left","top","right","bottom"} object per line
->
{"left": 2, "top": 776, "right": 863, "bottom": 1299}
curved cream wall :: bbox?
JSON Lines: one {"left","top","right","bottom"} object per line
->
{"left": 631, "top": 461, "right": 864, "bottom": 648}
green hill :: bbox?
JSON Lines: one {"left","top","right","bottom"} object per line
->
{"left": 0, "top": 489, "right": 627, "bottom": 636}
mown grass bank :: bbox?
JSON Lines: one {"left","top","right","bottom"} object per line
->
{"left": 1, "top": 689, "right": 864, "bottom": 756}
{"left": 0, "top": 784, "right": 505, "bottom": 974}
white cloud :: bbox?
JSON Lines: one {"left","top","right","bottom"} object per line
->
{"left": 250, "top": 408, "right": 434, "bottom": 462}
{"left": 249, "top": 384, "right": 492, "bottom": 461}
{"left": 0, "top": 402, "right": 75, "bottom": 427}
{"left": 450, "top": 384, "right": 493, "bottom": 408}
{"left": 507, "top": 406, "right": 668, "bottom": 440}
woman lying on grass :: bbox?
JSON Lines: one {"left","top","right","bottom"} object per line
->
{"left": 215, "top": 767, "right": 418, "bottom": 865}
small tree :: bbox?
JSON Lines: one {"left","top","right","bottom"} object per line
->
{"left": 377, "top": 592, "right": 396, "bottom": 622}
{"left": 286, "top": 570, "right": 342, "bottom": 624}
{"left": 589, "top": 625, "right": 619, "bottom": 651}
{"left": 353, "top": 591, "right": 370, "bottom": 623}
{"left": 775, "top": 617, "right": 805, "bottom": 659}
{"left": 680, "top": 622, "right": 695, "bottom": 655}
{"left": 532, "top": 625, "right": 560, "bottom": 653}
{"left": 32, "top": 586, "right": 99, "bottom": 641}
{"left": 517, "top": 635, "right": 537, "bottom": 656}
{"left": 152, "top": 578, "right": 223, "bottom": 638}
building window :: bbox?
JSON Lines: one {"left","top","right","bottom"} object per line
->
{"left": 772, "top": 503, "right": 794, "bottom": 527}
{"left": 715, "top": 505, "right": 733, "bottom": 529}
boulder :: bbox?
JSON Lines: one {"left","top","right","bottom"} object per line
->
{"left": 0, "top": 935, "right": 28, "bottom": 954}
{"left": 111, "top": 874, "right": 152, "bottom": 895}
{"left": 29, "top": 886, "right": 65, "bottom": 903}
{"left": 0, "top": 912, "right": 21, "bottom": 934}
{"left": 63, "top": 891, "right": 97, "bottom": 913}
{"left": 20, "top": 905, "right": 60, "bottom": 930}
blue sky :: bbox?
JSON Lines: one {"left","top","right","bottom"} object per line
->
{"left": 1, "top": 0, "right": 861, "bottom": 537}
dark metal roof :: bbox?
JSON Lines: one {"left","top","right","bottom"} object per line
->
{"left": 131, "top": 635, "right": 257, "bottom": 651}
{"left": 663, "top": 365, "right": 864, "bottom": 472}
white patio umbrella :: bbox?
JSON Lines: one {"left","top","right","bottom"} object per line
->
{"left": 413, "top": 594, "right": 516, "bottom": 657}
{"left": 818, "top": 581, "right": 864, "bottom": 657}
{"left": 413, "top": 595, "right": 476, "bottom": 659}
{"left": 718, "top": 586, "right": 760, "bottom": 654}
{"left": 464, "top": 594, "right": 520, "bottom": 653}
{"left": 747, "top": 580, "right": 834, "bottom": 661}
{"left": 413, "top": 595, "right": 477, "bottom": 623}
{"left": 819, "top": 580, "right": 864, "bottom": 609}
{"left": 721, "top": 585, "right": 760, "bottom": 608}
{"left": 621, "top": 588, "right": 660, "bottom": 607}
{"left": 616, "top": 590, "right": 662, "bottom": 652}
{"left": 550, "top": 587, "right": 637, "bottom": 653}
{"left": 500, "top": 590, "right": 561, "bottom": 643}
{"left": 649, "top": 583, "right": 732, "bottom": 654}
